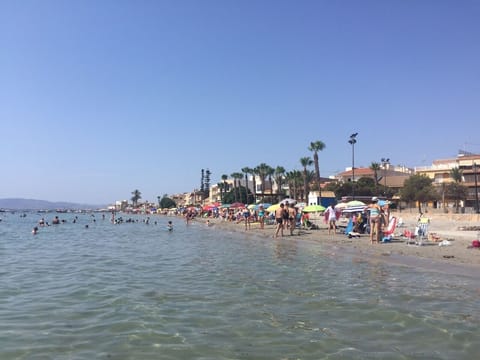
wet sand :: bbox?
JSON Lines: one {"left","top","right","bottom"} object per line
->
{"left": 201, "top": 211, "right": 480, "bottom": 272}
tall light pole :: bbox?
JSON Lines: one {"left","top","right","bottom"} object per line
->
{"left": 348, "top": 133, "right": 358, "bottom": 200}
{"left": 474, "top": 162, "right": 479, "bottom": 213}
{"left": 381, "top": 157, "right": 390, "bottom": 196}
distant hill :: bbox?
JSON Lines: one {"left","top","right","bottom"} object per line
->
{"left": 0, "top": 198, "right": 105, "bottom": 210}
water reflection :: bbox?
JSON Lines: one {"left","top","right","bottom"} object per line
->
{"left": 274, "top": 238, "right": 298, "bottom": 261}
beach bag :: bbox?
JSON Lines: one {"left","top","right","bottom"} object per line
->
{"left": 472, "top": 240, "right": 480, "bottom": 248}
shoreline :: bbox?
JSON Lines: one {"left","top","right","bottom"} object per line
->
{"left": 197, "top": 211, "right": 480, "bottom": 274}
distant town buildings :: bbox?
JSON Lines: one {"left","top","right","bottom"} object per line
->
{"left": 111, "top": 151, "right": 480, "bottom": 212}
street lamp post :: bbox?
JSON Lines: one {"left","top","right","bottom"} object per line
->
{"left": 474, "top": 162, "right": 479, "bottom": 213}
{"left": 348, "top": 133, "right": 358, "bottom": 200}
{"left": 381, "top": 158, "right": 390, "bottom": 196}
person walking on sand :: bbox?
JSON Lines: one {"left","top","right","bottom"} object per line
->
{"left": 288, "top": 203, "right": 297, "bottom": 235}
{"left": 325, "top": 203, "right": 337, "bottom": 235}
{"left": 368, "top": 197, "right": 382, "bottom": 244}
{"left": 274, "top": 203, "right": 286, "bottom": 238}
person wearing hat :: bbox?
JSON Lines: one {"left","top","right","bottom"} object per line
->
{"left": 368, "top": 197, "right": 382, "bottom": 244}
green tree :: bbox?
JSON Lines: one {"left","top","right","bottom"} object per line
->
{"left": 450, "top": 167, "right": 463, "bottom": 183}
{"left": 255, "top": 163, "right": 274, "bottom": 202}
{"left": 266, "top": 165, "right": 275, "bottom": 203}
{"left": 300, "top": 157, "right": 313, "bottom": 201}
{"left": 251, "top": 167, "right": 258, "bottom": 204}
{"left": 131, "top": 189, "right": 142, "bottom": 208}
{"left": 445, "top": 182, "right": 468, "bottom": 213}
{"left": 355, "top": 177, "right": 376, "bottom": 197}
{"left": 308, "top": 140, "right": 326, "bottom": 195}
{"left": 447, "top": 167, "right": 466, "bottom": 212}
{"left": 217, "top": 182, "right": 225, "bottom": 204}
{"left": 159, "top": 196, "right": 176, "bottom": 209}
{"left": 221, "top": 174, "right": 228, "bottom": 203}
{"left": 370, "top": 162, "right": 381, "bottom": 194}
{"left": 231, "top": 172, "right": 244, "bottom": 203}
{"left": 224, "top": 185, "right": 251, "bottom": 204}
{"left": 274, "top": 166, "right": 286, "bottom": 202}
{"left": 241, "top": 167, "right": 253, "bottom": 204}
{"left": 400, "top": 174, "right": 438, "bottom": 213}
{"left": 285, "top": 170, "right": 303, "bottom": 200}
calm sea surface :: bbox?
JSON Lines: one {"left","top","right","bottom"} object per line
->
{"left": 1, "top": 212, "right": 479, "bottom": 359}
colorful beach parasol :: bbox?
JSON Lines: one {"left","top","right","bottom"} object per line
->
{"left": 266, "top": 204, "right": 280, "bottom": 213}
{"left": 346, "top": 200, "right": 365, "bottom": 207}
{"left": 302, "top": 204, "right": 326, "bottom": 213}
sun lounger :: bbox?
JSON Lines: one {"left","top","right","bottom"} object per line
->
{"left": 381, "top": 216, "right": 397, "bottom": 242}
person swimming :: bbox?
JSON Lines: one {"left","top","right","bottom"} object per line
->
{"left": 167, "top": 221, "right": 173, "bottom": 231}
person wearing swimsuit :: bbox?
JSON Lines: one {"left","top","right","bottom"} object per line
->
{"left": 274, "top": 203, "right": 286, "bottom": 238}
{"left": 368, "top": 197, "right": 382, "bottom": 244}
{"left": 258, "top": 205, "right": 265, "bottom": 229}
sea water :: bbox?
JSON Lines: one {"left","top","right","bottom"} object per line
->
{"left": 1, "top": 212, "right": 479, "bottom": 359}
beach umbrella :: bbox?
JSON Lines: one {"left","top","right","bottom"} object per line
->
{"left": 202, "top": 204, "right": 217, "bottom": 211}
{"left": 295, "top": 202, "right": 307, "bottom": 208}
{"left": 220, "top": 204, "right": 231, "bottom": 209}
{"left": 334, "top": 202, "right": 349, "bottom": 209}
{"left": 346, "top": 200, "right": 365, "bottom": 207}
{"left": 302, "top": 204, "right": 326, "bottom": 213}
{"left": 230, "top": 202, "right": 246, "bottom": 209}
{"left": 280, "top": 198, "right": 297, "bottom": 205}
{"left": 266, "top": 203, "right": 280, "bottom": 213}
{"left": 342, "top": 205, "right": 367, "bottom": 213}
{"left": 255, "top": 203, "right": 271, "bottom": 210}
{"left": 378, "top": 199, "right": 390, "bottom": 207}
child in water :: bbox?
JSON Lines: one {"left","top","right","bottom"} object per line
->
{"left": 167, "top": 221, "right": 173, "bottom": 231}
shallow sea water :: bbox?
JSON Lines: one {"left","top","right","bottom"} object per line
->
{"left": 1, "top": 212, "right": 479, "bottom": 359}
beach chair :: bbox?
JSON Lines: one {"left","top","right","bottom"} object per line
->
{"left": 403, "top": 229, "right": 417, "bottom": 245}
{"left": 381, "top": 216, "right": 397, "bottom": 242}
{"left": 344, "top": 218, "right": 353, "bottom": 235}
{"left": 397, "top": 217, "right": 405, "bottom": 227}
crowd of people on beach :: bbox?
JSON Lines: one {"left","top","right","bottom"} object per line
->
{"left": 192, "top": 196, "right": 397, "bottom": 243}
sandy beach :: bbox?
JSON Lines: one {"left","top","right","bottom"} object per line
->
{"left": 201, "top": 211, "right": 480, "bottom": 271}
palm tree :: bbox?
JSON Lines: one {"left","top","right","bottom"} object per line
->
{"left": 308, "top": 140, "right": 326, "bottom": 195}
{"left": 251, "top": 167, "right": 258, "bottom": 204}
{"left": 300, "top": 157, "right": 313, "bottom": 201}
{"left": 450, "top": 167, "right": 463, "bottom": 183}
{"left": 274, "top": 166, "right": 286, "bottom": 202}
{"left": 221, "top": 174, "right": 228, "bottom": 203}
{"left": 285, "top": 170, "right": 303, "bottom": 200}
{"left": 157, "top": 195, "right": 161, "bottom": 208}
{"left": 255, "top": 163, "right": 270, "bottom": 202}
{"left": 370, "top": 162, "right": 381, "bottom": 194}
{"left": 217, "top": 182, "right": 225, "bottom": 204}
{"left": 265, "top": 165, "right": 275, "bottom": 203}
{"left": 131, "top": 189, "right": 142, "bottom": 208}
{"left": 231, "top": 172, "right": 244, "bottom": 203}
{"left": 450, "top": 167, "right": 464, "bottom": 212}
{"left": 242, "top": 166, "right": 253, "bottom": 203}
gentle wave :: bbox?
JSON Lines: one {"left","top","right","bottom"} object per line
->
{"left": 1, "top": 212, "right": 479, "bottom": 359}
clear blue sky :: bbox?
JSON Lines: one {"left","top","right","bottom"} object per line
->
{"left": 1, "top": 0, "right": 479, "bottom": 205}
